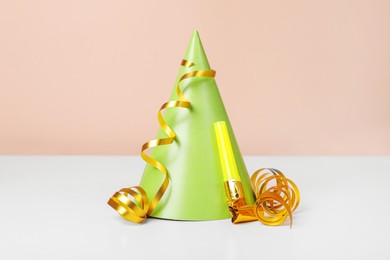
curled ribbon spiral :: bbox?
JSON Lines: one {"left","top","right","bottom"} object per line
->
{"left": 250, "top": 168, "right": 300, "bottom": 227}
{"left": 107, "top": 60, "right": 216, "bottom": 223}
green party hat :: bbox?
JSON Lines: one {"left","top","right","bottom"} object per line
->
{"left": 139, "top": 30, "right": 255, "bottom": 220}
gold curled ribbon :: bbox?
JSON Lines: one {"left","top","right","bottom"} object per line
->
{"left": 108, "top": 60, "right": 216, "bottom": 223}
{"left": 250, "top": 168, "right": 300, "bottom": 227}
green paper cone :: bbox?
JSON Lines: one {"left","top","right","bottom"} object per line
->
{"left": 140, "top": 30, "right": 255, "bottom": 220}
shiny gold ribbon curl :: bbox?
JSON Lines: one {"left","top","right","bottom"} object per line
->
{"left": 250, "top": 168, "right": 300, "bottom": 227}
{"left": 107, "top": 60, "right": 216, "bottom": 223}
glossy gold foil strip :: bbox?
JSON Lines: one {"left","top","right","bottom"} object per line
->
{"left": 251, "top": 168, "right": 300, "bottom": 227}
{"left": 107, "top": 60, "right": 216, "bottom": 223}
{"left": 180, "top": 59, "right": 194, "bottom": 68}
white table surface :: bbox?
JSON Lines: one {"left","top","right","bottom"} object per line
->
{"left": 0, "top": 156, "right": 389, "bottom": 259}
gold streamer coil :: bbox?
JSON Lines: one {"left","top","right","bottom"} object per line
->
{"left": 107, "top": 60, "right": 216, "bottom": 223}
{"left": 250, "top": 168, "right": 300, "bottom": 227}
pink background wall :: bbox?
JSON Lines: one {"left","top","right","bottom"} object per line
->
{"left": 1, "top": 0, "right": 389, "bottom": 155}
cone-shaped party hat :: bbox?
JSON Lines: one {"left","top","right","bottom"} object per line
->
{"left": 139, "top": 30, "right": 255, "bottom": 220}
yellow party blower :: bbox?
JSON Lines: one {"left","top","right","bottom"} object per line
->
{"left": 214, "top": 121, "right": 257, "bottom": 223}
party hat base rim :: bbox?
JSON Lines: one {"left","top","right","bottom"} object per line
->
{"left": 149, "top": 214, "right": 231, "bottom": 221}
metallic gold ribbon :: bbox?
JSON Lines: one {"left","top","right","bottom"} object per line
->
{"left": 250, "top": 168, "right": 300, "bottom": 227}
{"left": 107, "top": 60, "right": 216, "bottom": 223}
